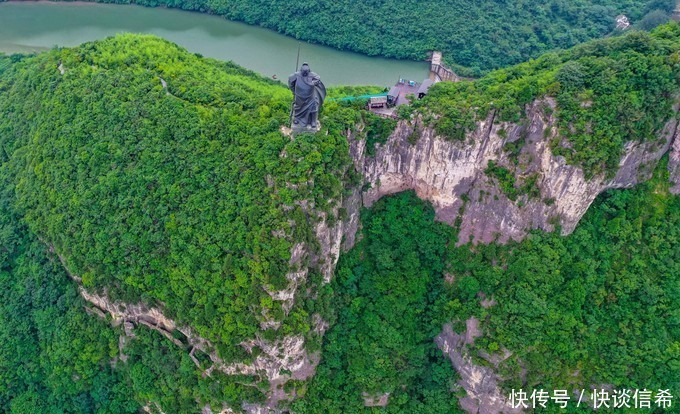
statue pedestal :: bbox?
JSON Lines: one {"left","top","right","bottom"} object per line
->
{"left": 291, "top": 123, "right": 321, "bottom": 136}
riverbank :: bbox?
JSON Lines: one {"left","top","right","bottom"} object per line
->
{"left": 0, "top": 1, "right": 429, "bottom": 86}
{"left": 12, "top": 0, "right": 666, "bottom": 76}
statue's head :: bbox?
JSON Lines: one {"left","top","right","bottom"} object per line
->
{"left": 301, "top": 63, "right": 310, "bottom": 76}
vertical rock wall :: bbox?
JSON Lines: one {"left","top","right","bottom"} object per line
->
{"left": 669, "top": 127, "right": 680, "bottom": 194}
{"left": 359, "top": 99, "right": 677, "bottom": 244}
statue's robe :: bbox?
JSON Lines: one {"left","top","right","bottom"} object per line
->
{"left": 288, "top": 71, "right": 326, "bottom": 127}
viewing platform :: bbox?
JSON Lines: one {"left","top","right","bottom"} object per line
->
{"left": 331, "top": 51, "right": 465, "bottom": 119}
{"left": 429, "top": 51, "right": 460, "bottom": 82}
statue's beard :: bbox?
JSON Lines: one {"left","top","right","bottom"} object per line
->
{"left": 302, "top": 70, "right": 310, "bottom": 76}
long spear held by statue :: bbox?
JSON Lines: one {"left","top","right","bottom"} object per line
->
{"left": 289, "top": 43, "right": 301, "bottom": 127}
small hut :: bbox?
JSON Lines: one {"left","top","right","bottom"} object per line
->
{"left": 369, "top": 96, "right": 388, "bottom": 109}
{"left": 387, "top": 86, "right": 400, "bottom": 107}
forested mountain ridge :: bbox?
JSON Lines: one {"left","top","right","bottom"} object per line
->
{"left": 22, "top": 0, "right": 677, "bottom": 74}
{"left": 360, "top": 25, "right": 680, "bottom": 245}
{"left": 0, "top": 25, "right": 679, "bottom": 413}
{"left": 0, "top": 34, "right": 364, "bottom": 412}
{"left": 294, "top": 161, "right": 679, "bottom": 414}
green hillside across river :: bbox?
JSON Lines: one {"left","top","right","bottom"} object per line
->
{"left": 8, "top": 0, "right": 676, "bottom": 75}
{"left": 0, "top": 2, "right": 429, "bottom": 86}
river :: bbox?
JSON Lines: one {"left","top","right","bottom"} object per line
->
{"left": 0, "top": 1, "right": 429, "bottom": 86}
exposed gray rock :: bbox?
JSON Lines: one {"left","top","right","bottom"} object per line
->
{"left": 310, "top": 128, "right": 365, "bottom": 281}
{"left": 464, "top": 317, "right": 482, "bottom": 345}
{"left": 615, "top": 15, "right": 631, "bottom": 30}
{"left": 363, "top": 392, "right": 391, "bottom": 407}
{"left": 202, "top": 406, "right": 236, "bottom": 414}
{"left": 360, "top": 99, "right": 677, "bottom": 244}
{"left": 142, "top": 402, "right": 167, "bottom": 414}
{"left": 80, "top": 288, "right": 177, "bottom": 333}
{"left": 224, "top": 335, "right": 312, "bottom": 383}
{"left": 669, "top": 125, "right": 680, "bottom": 194}
{"left": 480, "top": 296, "right": 497, "bottom": 309}
{"left": 49, "top": 98, "right": 680, "bottom": 414}
{"left": 435, "top": 323, "right": 522, "bottom": 414}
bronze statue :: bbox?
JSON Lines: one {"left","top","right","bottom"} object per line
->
{"left": 288, "top": 63, "right": 326, "bottom": 131}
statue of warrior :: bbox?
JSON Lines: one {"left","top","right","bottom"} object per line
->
{"left": 288, "top": 62, "right": 326, "bottom": 130}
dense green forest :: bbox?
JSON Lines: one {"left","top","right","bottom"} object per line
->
{"left": 291, "top": 192, "right": 461, "bottom": 414}
{"left": 1, "top": 27, "right": 679, "bottom": 412}
{"left": 0, "top": 198, "right": 262, "bottom": 412}
{"left": 28, "top": 0, "right": 675, "bottom": 74}
{"left": 448, "top": 158, "right": 679, "bottom": 398}
{"left": 0, "top": 197, "right": 138, "bottom": 413}
{"left": 0, "top": 34, "right": 358, "bottom": 360}
{"left": 415, "top": 24, "right": 680, "bottom": 178}
{"left": 295, "top": 161, "right": 678, "bottom": 412}
{"left": 0, "top": 34, "right": 363, "bottom": 411}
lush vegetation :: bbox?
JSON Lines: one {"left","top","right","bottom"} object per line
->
{"left": 1, "top": 27, "right": 678, "bottom": 413}
{"left": 485, "top": 160, "right": 519, "bottom": 201}
{"left": 291, "top": 192, "right": 462, "bottom": 414}
{"left": 447, "top": 158, "right": 679, "bottom": 398}
{"left": 485, "top": 161, "right": 541, "bottom": 201}
{"left": 0, "top": 198, "right": 137, "bottom": 413}
{"left": 294, "top": 160, "right": 678, "bottom": 412}
{"left": 0, "top": 197, "right": 260, "bottom": 412}
{"left": 0, "top": 34, "right": 365, "bottom": 411}
{"left": 325, "top": 88, "right": 397, "bottom": 156}
{"left": 364, "top": 113, "right": 397, "bottom": 156}
{"left": 417, "top": 24, "right": 680, "bottom": 178}
{"left": 0, "top": 34, "right": 358, "bottom": 356}
{"left": 44, "top": 0, "right": 675, "bottom": 74}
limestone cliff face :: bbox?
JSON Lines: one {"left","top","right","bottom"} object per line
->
{"left": 78, "top": 284, "right": 320, "bottom": 414}
{"left": 436, "top": 321, "right": 522, "bottom": 414}
{"left": 358, "top": 99, "right": 677, "bottom": 244}
{"left": 670, "top": 127, "right": 680, "bottom": 194}
{"left": 46, "top": 130, "right": 365, "bottom": 414}
{"left": 349, "top": 99, "right": 678, "bottom": 414}
{"left": 51, "top": 99, "right": 678, "bottom": 414}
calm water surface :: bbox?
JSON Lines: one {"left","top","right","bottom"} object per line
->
{"left": 0, "top": 2, "right": 429, "bottom": 86}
